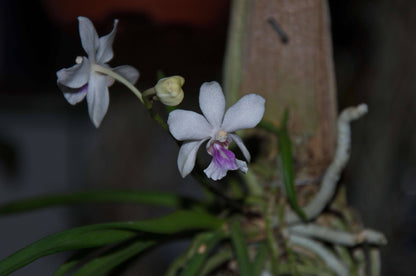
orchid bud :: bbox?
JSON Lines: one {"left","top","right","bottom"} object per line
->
{"left": 155, "top": 76, "right": 185, "bottom": 106}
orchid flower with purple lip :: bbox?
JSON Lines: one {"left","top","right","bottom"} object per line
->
{"left": 168, "top": 81, "right": 265, "bottom": 180}
{"left": 56, "top": 16, "right": 139, "bottom": 127}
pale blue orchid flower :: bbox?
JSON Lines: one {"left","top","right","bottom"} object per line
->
{"left": 168, "top": 81, "right": 265, "bottom": 180}
{"left": 57, "top": 16, "right": 139, "bottom": 127}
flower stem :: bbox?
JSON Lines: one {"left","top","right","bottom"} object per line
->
{"left": 143, "top": 96, "right": 168, "bottom": 131}
{"left": 92, "top": 64, "right": 169, "bottom": 131}
{"left": 92, "top": 64, "right": 144, "bottom": 103}
{"left": 143, "top": 87, "right": 157, "bottom": 98}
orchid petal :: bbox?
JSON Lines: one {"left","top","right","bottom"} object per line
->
{"left": 199, "top": 81, "right": 225, "bottom": 128}
{"left": 86, "top": 73, "right": 109, "bottom": 128}
{"left": 168, "top": 110, "right": 213, "bottom": 141}
{"left": 177, "top": 139, "right": 207, "bottom": 177}
{"left": 106, "top": 76, "right": 115, "bottom": 87}
{"left": 221, "top": 94, "right": 265, "bottom": 132}
{"left": 56, "top": 58, "right": 90, "bottom": 89}
{"left": 96, "top": 19, "right": 118, "bottom": 63}
{"left": 62, "top": 85, "right": 88, "bottom": 105}
{"left": 113, "top": 65, "right": 140, "bottom": 84}
{"left": 236, "top": 159, "right": 248, "bottom": 173}
{"left": 204, "top": 160, "right": 228, "bottom": 181}
{"left": 229, "top": 133, "right": 251, "bottom": 162}
{"left": 204, "top": 156, "right": 247, "bottom": 180}
{"left": 78, "top": 16, "right": 99, "bottom": 60}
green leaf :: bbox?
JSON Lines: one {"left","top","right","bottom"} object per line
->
{"left": 0, "top": 190, "right": 207, "bottom": 215}
{"left": 230, "top": 219, "right": 252, "bottom": 276}
{"left": 0, "top": 229, "right": 135, "bottom": 276}
{"left": 252, "top": 242, "right": 268, "bottom": 276}
{"left": 200, "top": 249, "right": 232, "bottom": 276}
{"left": 0, "top": 210, "right": 224, "bottom": 276}
{"left": 278, "top": 110, "right": 307, "bottom": 220}
{"left": 71, "top": 239, "right": 156, "bottom": 276}
{"left": 180, "top": 231, "right": 226, "bottom": 276}
{"left": 53, "top": 250, "right": 93, "bottom": 276}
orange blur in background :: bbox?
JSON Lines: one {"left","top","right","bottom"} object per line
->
{"left": 42, "top": 0, "right": 229, "bottom": 27}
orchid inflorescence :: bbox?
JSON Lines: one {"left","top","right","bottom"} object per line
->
{"left": 56, "top": 17, "right": 264, "bottom": 180}
{"left": 0, "top": 14, "right": 387, "bottom": 276}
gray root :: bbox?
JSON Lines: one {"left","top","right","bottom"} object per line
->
{"left": 280, "top": 104, "right": 369, "bottom": 225}
{"left": 288, "top": 234, "right": 349, "bottom": 276}
{"left": 288, "top": 224, "right": 387, "bottom": 246}
{"left": 369, "top": 247, "right": 381, "bottom": 276}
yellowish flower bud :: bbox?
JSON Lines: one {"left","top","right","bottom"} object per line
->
{"left": 154, "top": 76, "right": 185, "bottom": 106}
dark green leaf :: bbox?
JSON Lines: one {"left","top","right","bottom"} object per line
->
{"left": 180, "top": 231, "right": 226, "bottom": 276}
{"left": 53, "top": 250, "right": 93, "bottom": 276}
{"left": 278, "top": 110, "right": 307, "bottom": 220}
{"left": 0, "top": 210, "right": 224, "bottom": 276}
{"left": 71, "top": 239, "right": 156, "bottom": 276}
{"left": 230, "top": 219, "right": 252, "bottom": 276}
{"left": 0, "top": 229, "right": 135, "bottom": 276}
{"left": 252, "top": 242, "right": 268, "bottom": 276}
{"left": 0, "top": 190, "right": 207, "bottom": 215}
{"left": 200, "top": 249, "right": 232, "bottom": 276}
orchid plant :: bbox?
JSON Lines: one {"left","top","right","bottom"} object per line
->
{"left": 0, "top": 15, "right": 386, "bottom": 276}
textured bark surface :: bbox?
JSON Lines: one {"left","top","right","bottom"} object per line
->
{"left": 224, "top": 0, "right": 337, "bottom": 176}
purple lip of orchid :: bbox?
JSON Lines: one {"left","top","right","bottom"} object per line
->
{"left": 208, "top": 142, "right": 239, "bottom": 171}
{"left": 167, "top": 81, "right": 265, "bottom": 181}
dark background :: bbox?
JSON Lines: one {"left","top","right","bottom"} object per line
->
{"left": 0, "top": 0, "right": 415, "bottom": 275}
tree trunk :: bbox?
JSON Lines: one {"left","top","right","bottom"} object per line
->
{"left": 224, "top": 0, "right": 337, "bottom": 177}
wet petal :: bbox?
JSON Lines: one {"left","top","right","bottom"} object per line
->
{"left": 229, "top": 133, "right": 251, "bottom": 162}
{"left": 221, "top": 94, "right": 265, "bottom": 132}
{"left": 168, "top": 110, "right": 213, "bottom": 141}
{"left": 113, "top": 65, "right": 140, "bottom": 84}
{"left": 177, "top": 139, "right": 207, "bottom": 177}
{"left": 96, "top": 19, "right": 118, "bottom": 63}
{"left": 78, "top": 16, "right": 99, "bottom": 59}
{"left": 86, "top": 73, "right": 109, "bottom": 128}
{"left": 56, "top": 58, "right": 90, "bottom": 89}
{"left": 199, "top": 81, "right": 225, "bottom": 128}
{"left": 62, "top": 84, "right": 88, "bottom": 105}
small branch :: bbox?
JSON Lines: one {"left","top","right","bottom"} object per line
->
{"left": 288, "top": 234, "right": 349, "bottom": 276}
{"left": 288, "top": 224, "right": 387, "bottom": 246}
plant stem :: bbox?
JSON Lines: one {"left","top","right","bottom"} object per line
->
{"left": 143, "top": 96, "right": 168, "bottom": 131}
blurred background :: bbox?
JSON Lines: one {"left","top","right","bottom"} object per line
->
{"left": 0, "top": 0, "right": 415, "bottom": 275}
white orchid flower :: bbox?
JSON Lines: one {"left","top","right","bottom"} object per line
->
{"left": 168, "top": 81, "right": 265, "bottom": 180}
{"left": 56, "top": 16, "right": 139, "bottom": 127}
